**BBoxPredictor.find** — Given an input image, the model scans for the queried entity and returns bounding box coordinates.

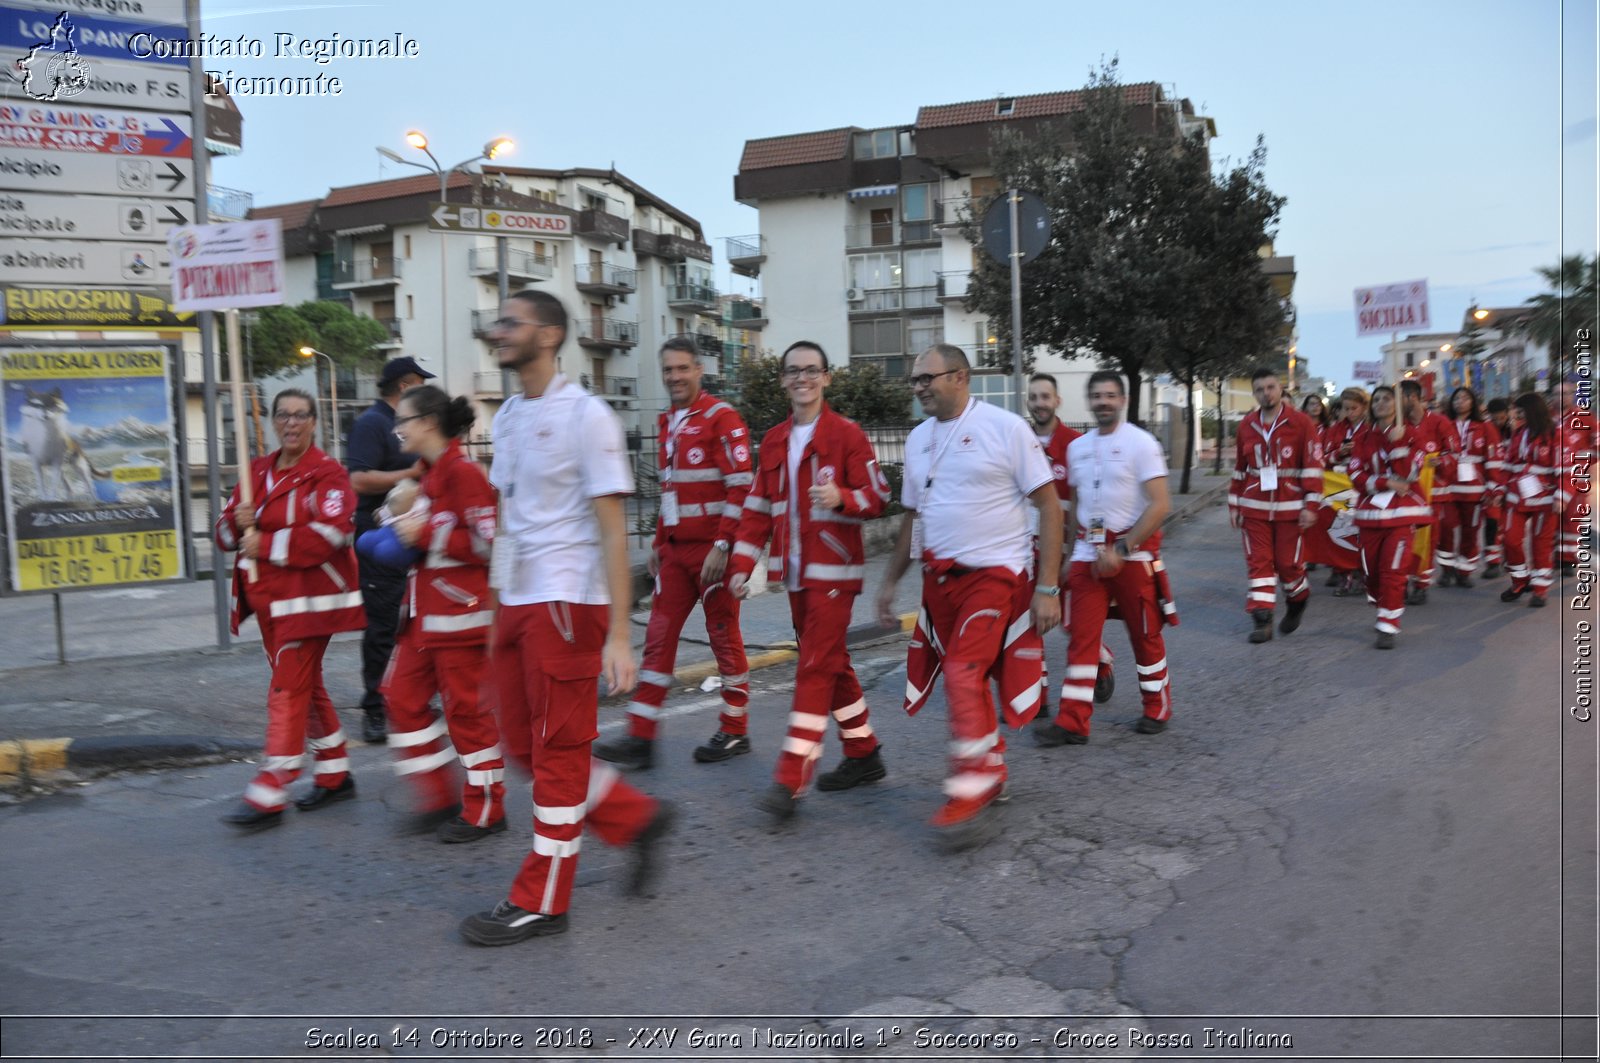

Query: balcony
[726,234,766,277]
[574,261,638,295]
[937,195,973,230]
[956,342,1008,370]
[333,256,402,289]
[474,369,510,396]
[471,308,500,337]
[845,221,900,250]
[577,316,639,350]
[902,204,944,244]
[586,375,638,399]
[373,317,402,347]
[937,270,972,305]
[670,332,723,357]
[575,208,630,243]
[726,298,766,330]
[468,245,554,282]
[667,283,719,311]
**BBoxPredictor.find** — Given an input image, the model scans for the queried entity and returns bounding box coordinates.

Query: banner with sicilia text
[1,345,186,594]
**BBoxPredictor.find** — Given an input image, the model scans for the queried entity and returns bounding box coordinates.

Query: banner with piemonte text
[0,344,186,593]
[168,217,285,311]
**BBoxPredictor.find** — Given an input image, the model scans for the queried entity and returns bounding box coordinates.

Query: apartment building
[730,84,1219,422]
[248,165,733,441]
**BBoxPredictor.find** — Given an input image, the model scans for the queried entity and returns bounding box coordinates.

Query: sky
[201,0,1598,389]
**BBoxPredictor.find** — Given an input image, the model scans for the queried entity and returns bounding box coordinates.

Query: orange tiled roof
[321,171,474,208]
[739,128,855,171]
[246,198,318,230]
[917,83,1160,129]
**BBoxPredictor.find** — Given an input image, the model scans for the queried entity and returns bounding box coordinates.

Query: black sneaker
[1483,563,1502,578]
[293,775,355,811]
[593,735,653,771]
[692,730,751,763]
[1563,563,1576,577]
[625,800,677,896]
[221,803,282,832]
[1529,594,1548,608]
[1134,716,1167,735]
[1034,722,1089,747]
[1279,597,1308,635]
[755,783,798,821]
[1500,584,1527,603]
[1456,573,1474,589]
[399,803,461,835]
[437,816,508,844]
[1375,631,1396,650]
[1406,585,1428,606]
[816,747,887,791]
[1248,609,1274,643]
[1093,664,1115,704]
[1324,570,1342,587]
[459,901,568,946]
[361,712,387,745]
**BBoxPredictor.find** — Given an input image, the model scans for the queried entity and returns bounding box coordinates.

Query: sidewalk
[0,467,1230,783]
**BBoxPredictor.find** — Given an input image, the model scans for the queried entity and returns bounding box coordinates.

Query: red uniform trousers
[1240,518,1308,613]
[1055,560,1172,736]
[628,540,750,740]
[1504,509,1556,597]
[382,637,505,827]
[1436,499,1484,575]
[1359,525,1415,633]
[774,588,878,794]
[919,568,1022,807]
[1408,505,1442,588]
[492,602,657,917]
[243,604,349,813]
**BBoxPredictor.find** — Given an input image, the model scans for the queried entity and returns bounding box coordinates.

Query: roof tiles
[739,127,854,171]
[917,83,1159,129]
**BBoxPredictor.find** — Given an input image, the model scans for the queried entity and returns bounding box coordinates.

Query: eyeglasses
[272,411,314,424]
[493,317,540,330]
[393,413,426,426]
[909,369,961,389]
[780,365,826,380]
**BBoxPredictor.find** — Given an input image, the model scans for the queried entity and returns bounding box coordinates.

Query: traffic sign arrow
[148,119,190,156]
[432,205,457,227]
[159,162,185,192]
[162,205,188,226]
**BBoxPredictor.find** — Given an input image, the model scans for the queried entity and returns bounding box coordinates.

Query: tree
[226,300,391,378]
[735,357,916,436]
[1515,253,1598,381]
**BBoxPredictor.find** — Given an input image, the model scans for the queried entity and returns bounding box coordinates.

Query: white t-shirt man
[1065,421,1167,563]
[489,375,634,605]
[902,398,1053,573]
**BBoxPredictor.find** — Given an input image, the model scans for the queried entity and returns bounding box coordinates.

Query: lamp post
[298,346,339,462]
[375,133,514,366]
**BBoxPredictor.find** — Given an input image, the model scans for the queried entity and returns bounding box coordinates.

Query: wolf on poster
[0,345,186,593]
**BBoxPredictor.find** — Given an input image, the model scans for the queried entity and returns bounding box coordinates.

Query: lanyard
[1255,408,1283,469]
[923,398,975,491]
[662,407,691,483]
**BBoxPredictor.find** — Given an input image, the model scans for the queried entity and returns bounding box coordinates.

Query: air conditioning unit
[604,295,616,308]
[845,287,863,303]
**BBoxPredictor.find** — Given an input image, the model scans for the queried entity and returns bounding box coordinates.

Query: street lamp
[376,133,516,360]
[298,346,340,462]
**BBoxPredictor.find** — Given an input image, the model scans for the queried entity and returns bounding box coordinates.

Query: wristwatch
[1035,584,1060,596]
[1113,540,1133,558]
[713,539,731,553]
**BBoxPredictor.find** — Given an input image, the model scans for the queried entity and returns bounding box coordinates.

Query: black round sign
[981,190,1051,266]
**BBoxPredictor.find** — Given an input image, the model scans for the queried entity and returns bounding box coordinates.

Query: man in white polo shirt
[458,290,673,947]
[875,344,1062,850]
[1035,370,1174,746]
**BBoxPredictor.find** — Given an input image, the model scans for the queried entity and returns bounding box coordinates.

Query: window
[1405,352,1415,368]
[852,129,900,160]
[902,184,932,223]
[907,317,942,354]
[850,319,902,357]
[403,234,411,258]
[406,294,413,319]
[970,372,1016,410]
[848,253,900,292]
[996,98,1015,116]
[903,250,938,307]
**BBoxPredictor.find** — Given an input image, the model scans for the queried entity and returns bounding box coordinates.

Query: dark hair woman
[216,388,365,830]
[1435,388,1495,587]
[1300,393,1332,430]
[361,384,506,840]
[1496,392,1559,607]
[1347,386,1430,649]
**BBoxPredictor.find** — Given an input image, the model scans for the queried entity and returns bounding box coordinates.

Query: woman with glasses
[362,384,506,842]
[1347,386,1430,649]
[215,389,365,831]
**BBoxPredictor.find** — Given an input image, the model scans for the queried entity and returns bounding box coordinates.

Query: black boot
[1279,597,1308,635]
[1248,609,1273,644]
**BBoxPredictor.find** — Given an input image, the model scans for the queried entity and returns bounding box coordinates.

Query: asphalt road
[1,502,1594,1062]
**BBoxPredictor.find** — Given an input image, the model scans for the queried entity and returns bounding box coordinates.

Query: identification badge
[1087,517,1107,545]
[660,490,680,526]
[1459,462,1479,482]
[1259,465,1279,491]
[1517,474,1543,499]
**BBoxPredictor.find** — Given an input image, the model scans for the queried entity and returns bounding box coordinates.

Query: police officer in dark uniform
[347,356,434,743]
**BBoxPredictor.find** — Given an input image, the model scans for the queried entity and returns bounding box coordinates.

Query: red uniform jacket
[1322,419,1367,474]
[1348,425,1431,529]
[216,447,364,638]
[1035,421,1080,591]
[1406,410,1459,503]
[1435,418,1497,502]
[399,440,496,647]
[652,391,754,548]
[730,404,890,593]
[1228,406,1323,522]
[1501,428,1563,513]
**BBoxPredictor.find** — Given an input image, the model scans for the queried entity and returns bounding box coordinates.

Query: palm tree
[1517,254,1598,380]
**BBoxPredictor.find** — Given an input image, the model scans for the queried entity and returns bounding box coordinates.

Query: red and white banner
[167,219,285,312]
[1353,279,1430,337]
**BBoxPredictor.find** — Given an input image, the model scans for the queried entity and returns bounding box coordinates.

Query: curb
[0,735,257,786]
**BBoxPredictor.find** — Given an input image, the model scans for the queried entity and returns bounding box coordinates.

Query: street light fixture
[377,133,516,362]
[298,346,340,462]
